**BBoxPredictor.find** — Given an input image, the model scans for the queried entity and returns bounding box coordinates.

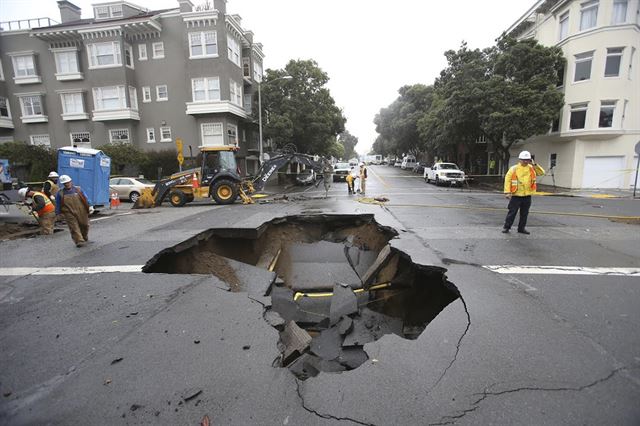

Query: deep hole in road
[144,214,460,380]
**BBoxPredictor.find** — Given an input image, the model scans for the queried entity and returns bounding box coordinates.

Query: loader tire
[211,179,238,205]
[169,190,187,207]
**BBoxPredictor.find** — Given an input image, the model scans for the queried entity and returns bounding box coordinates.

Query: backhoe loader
[134,145,328,208]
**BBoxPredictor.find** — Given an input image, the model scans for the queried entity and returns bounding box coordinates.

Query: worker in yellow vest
[502,151,545,235]
[42,171,59,203]
[18,187,56,235]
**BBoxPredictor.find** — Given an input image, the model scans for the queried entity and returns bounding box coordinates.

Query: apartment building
[0,0,265,174]
[506,0,639,189]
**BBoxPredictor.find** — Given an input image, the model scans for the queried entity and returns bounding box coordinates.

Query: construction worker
[42,171,59,202]
[55,175,90,247]
[359,162,368,194]
[321,158,333,198]
[346,166,356,195]
[502,151,545,235]
[18,187,56,235]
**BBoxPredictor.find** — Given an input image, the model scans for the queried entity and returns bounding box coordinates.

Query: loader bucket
[132,188,156,209]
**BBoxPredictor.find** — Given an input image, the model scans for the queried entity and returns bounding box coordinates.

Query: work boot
[501,228,510,233]
[517,229,530,235]
[76,241,86,247]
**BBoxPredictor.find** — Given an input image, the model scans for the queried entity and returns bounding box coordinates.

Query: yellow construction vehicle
[134,145,327,208]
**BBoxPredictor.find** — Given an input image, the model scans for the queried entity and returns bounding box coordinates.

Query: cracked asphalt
[1,166,639,425]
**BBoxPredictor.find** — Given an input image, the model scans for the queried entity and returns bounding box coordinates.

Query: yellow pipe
[293,282,392,301]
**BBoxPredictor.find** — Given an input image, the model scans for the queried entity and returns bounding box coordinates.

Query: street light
[258,75,292,164]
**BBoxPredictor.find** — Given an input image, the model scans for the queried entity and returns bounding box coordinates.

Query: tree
[262,60,346,155]
[0,141,56,182]
[100,143,146,175]
[337,130,358,159]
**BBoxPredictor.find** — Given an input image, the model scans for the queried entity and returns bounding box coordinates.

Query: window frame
[142,86,151,103]
[70,132,91,145]
[191,77,220,102]
[189,31,218,59]
[19,95,44,117]
[146,127,156,143]
[87,41,122,69]
[60,92,85,115]
[152,42,165,59]
[92,85,127,111]
[579,0,598,31]
[573,51,593,82]
[227,123,238,145]
[138,44,148,61]
[53,48,80,76]
[569,102,588,130]
[201,122,224,146]
[124,43,134,69]
[227,34,240,67]
[29,134,51,146]
[598,100,616,128]
[160,126,172,142]
[156,85,168,102]
[612,0,628,24]
[128,86,138,110]
[12,54,37,77]
[109,128,131,144]
[558,12,569,41]
[0,58,4,81]
[229,79,243,106]
[604,47,624,78]
[0,96,12,119]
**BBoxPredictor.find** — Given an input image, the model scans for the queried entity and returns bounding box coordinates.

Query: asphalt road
[1,166,639,425]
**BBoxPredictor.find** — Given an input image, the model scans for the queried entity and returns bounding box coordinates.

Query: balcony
[185,100,248,119]
[92,108,140,121]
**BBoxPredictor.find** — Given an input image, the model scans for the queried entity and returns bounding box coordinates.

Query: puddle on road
[144,214,460,380]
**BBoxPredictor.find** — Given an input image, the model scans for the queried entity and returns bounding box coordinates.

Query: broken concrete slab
[362,244,394,288]
[337,346,369,369]
[310,327,342,361]
[344,246,379,278]
[337,317,354,335]
[329,283,358,325]
[264,310,285,329]
[287,353,321,380]
[343,308,404,347]
[280,321,312,365]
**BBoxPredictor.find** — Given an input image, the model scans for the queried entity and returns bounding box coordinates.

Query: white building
[506,0,639,189]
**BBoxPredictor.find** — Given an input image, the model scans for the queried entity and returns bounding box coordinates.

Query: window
[189,31,217,58]
[30,135,50,146]
[243,57,250,77]
[87,42,122,68]
[19,95,43,117]
[253,60,263,82]
[142,86,151,102]
[95,6,109,18]
[579,0,598,31]
[0,97,10,118]
[128,87,138,110]
[605,47,623,77]
[559,12,569,40]
[569,103,588,129]
[160,126,172,142]
[92,86,126,110]
[0,59,4,80]
[229,80,242,106]
[146,128,156,143]
[612,0,627,24]
[53,50,79,75]
[124,44,134,68]
[192,77,220,101]
[550,153,557,169]
[227,35,240,66]
[556,63,565,87]
[201,122,223,146]
[574,52,593,81]
[156,85,168,101]
[227,123,238,145]
[152,42,164,59]
[12,54,36,77]
[110,4,122,17]
[138,44,148,60]
[109,129,130,143]
[94,4,122,19]
[60,92,84,114]
[598,101,616,128]
[243,94,252,114]
[71,132,91,145]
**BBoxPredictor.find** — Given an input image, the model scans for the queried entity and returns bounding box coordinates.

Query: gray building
[0,0,265,174]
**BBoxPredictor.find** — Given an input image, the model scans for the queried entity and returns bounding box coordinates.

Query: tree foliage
[337,130,358,160]
[0,141,56,182]
[262,59,346,155]
[376,37,565,166]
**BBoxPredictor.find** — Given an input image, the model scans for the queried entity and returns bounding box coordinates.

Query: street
[1,165,639,425]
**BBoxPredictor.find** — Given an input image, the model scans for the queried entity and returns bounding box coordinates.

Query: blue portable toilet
[57,146,111,209]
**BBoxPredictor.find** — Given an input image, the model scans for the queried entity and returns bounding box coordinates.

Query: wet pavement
[1,167,639,425]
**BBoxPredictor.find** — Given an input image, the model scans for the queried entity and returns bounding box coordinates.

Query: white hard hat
[518,151,532,160]
[59,174,72,184]
[18,187,29,199]
[359,162,365,166]
[48,171,59,178]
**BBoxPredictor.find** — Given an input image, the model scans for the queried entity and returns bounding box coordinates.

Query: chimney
[57,1,81,23]
[178,0,193,13]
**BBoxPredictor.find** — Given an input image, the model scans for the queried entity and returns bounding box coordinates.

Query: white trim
[146,127,156,143]
[22,116,48,123]
[55,72,83,81]
[156,84,168,102]
[484,265,640,277]
[92,109,140,121]
[160,126,172,142]
[188,30,218,59]
[13,75,42,85]
[29,134,51,146]
[86,41,122,69]
[108,128,131,143]
[62,112,89,121]
[0,58,4,81]
[142,86,151,103]
[186,100,248,118]
[152,42,164,59]
[138,43,148,61]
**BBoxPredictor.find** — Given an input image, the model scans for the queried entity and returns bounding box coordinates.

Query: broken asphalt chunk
[329,283,358,325]
[264,310,285,328]
[362,244,394,288]
[280,321,312,365]
[310,327,343,360]
[337,316,354,335]
[337,347,369,369]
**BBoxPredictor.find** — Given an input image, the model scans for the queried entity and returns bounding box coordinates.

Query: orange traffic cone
[110,191,120,209]
[192,172,199,189]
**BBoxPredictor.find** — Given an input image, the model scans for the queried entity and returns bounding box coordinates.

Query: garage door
[582,156,625,189]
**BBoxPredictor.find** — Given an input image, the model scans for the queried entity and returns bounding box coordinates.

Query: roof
[58,146,105,156]
[32,8,175,31]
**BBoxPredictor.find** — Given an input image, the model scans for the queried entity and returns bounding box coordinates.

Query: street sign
[176,138,184,169]
[177,152,184,165]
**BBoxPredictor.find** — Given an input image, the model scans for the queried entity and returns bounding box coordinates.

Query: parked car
[295,169,317,185]
[109,177,155,202]
[413,163,426,174]
[401,156,417,170]
[424,163,466,186]
[394,159,403,167]
[333,162,351,182]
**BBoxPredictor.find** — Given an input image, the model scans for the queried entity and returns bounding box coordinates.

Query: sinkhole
[143,214,460,380]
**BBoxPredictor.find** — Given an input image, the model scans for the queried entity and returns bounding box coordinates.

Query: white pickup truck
[424,162,466,186]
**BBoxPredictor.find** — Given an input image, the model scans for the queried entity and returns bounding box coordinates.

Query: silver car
[109,177,155,202]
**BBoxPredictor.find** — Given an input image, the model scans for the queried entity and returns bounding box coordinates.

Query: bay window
[604,47,623,77]
[227,35,240,66]
[569,103,588,129]
[189,31,218,58]
[93,86,126,110]
[574,52,593,82]
[579,0,598,31]
[612,0,627,24]
[229,80,242,106]
[87,41,122,68]
[53,49,81,79]
[598,101,616,128]
[192,77,220,101]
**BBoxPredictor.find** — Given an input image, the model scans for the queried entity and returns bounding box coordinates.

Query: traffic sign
[175,138,183,152]
[177,152,184,165]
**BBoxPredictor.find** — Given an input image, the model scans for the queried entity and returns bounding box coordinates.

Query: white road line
[90,212,136,222]
[0,265,144,276]
[484,265,640,277]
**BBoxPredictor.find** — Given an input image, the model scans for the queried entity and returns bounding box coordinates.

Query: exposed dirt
[0,222,40,241]
[609,217,640,225]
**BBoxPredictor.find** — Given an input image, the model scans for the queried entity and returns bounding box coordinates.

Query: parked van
[401,156,417,170]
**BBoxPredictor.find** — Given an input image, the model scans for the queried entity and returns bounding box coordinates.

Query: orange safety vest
[32,191,55,216]
[510,165,537,193]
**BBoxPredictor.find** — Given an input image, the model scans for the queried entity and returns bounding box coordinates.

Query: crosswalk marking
[0,265,144,276]
[484,265,640,276]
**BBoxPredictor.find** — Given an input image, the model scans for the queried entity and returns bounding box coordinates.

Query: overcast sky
[1,0,534,154]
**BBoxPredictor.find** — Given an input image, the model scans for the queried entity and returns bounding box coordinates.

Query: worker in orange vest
[18,187,56,235]
[502,151,545,235]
